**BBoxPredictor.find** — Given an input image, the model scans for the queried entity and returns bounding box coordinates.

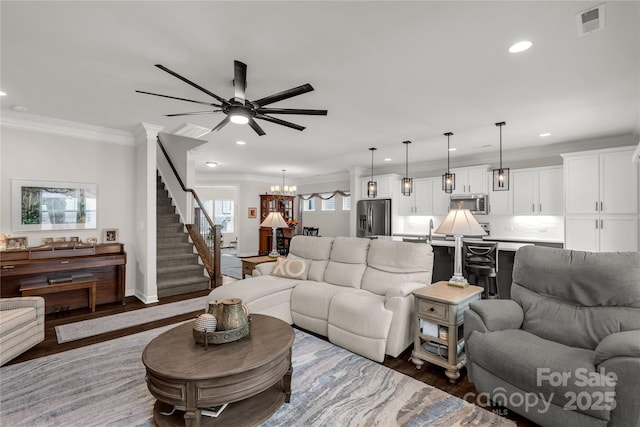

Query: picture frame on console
[5,236,28,250]
[104,228,119,243]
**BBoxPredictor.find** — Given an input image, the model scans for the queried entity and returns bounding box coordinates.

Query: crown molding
[0,110,135,145]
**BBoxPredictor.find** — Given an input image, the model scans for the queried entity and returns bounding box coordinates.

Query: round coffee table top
[142,314,294,381]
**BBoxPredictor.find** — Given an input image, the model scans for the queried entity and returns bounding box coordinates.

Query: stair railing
[156,137,222,288]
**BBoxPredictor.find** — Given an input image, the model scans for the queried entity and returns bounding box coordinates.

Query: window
[303,197,316,211]
[342,195,351,211]
[321,194,335,211]
[214,200,234,233]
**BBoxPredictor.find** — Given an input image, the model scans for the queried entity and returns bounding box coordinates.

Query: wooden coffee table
[142,314,295,427]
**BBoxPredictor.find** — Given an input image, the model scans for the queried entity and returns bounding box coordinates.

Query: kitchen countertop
[384,235,531,252]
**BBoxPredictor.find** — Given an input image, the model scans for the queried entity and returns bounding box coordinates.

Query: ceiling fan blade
[135,90,222,107]
[212,116,231,132]
[165,111,221,117]
[256,107,327,116]
[233,60,247,103]
[256,114,306,131]
[155,64,230,106]
[247,117,266,136]
[253,84,314,107]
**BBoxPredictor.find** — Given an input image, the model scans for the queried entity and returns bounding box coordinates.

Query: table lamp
[434,203,487,287]
[260,212,289,257]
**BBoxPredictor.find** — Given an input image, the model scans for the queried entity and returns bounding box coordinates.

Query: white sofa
[207,236,434,362]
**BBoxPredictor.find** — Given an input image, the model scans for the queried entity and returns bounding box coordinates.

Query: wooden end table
[240,256,278,278]
[142,314,294,427]
[411,281,483,383]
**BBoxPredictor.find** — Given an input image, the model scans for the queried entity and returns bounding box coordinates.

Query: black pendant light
[401,141,413,196]
[492,121,509,191]
[442,132,455,194]
[367,147,378,198]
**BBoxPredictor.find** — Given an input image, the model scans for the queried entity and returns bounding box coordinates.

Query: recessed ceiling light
[539,133,551,137]
[206,162,218,168]
[12,105,27,112]
[448,148,457,152]
[482,144,492,148]
[384,158,392,162]
[509,41,532,53]
[236,140,246,145]
[0,91,6,96]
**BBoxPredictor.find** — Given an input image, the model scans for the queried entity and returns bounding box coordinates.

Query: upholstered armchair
[464,246,640,427]
[0,297,45,365]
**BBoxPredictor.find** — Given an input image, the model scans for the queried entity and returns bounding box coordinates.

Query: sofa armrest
[385,282,427,300]
[466,299,524,332]
[0,297,45,312]
[253,262,276,276]
[594,330,640,365]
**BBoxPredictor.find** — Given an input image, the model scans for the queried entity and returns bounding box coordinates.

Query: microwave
[449,194,489,215]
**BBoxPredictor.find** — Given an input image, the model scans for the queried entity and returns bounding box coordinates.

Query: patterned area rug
[1,325,515,426]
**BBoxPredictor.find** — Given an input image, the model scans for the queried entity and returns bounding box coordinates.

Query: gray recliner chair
[464,245,640,427]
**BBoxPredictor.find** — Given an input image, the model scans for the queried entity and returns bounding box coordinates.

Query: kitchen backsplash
[396,214,564,242]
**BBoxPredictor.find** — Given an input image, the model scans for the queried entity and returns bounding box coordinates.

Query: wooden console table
[1,243,126,314]
[240,256,278,278]
[20,276,97,313]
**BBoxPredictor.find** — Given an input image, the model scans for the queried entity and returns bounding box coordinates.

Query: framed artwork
[70,236,80,243]
[6,236,28,250]
[86,237,98,245]
[11,179,97,231]
[103,228,119,243]
[248,207,257,219]
[42,237,54,245]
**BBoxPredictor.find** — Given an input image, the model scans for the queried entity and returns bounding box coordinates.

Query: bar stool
[463,241,499,299]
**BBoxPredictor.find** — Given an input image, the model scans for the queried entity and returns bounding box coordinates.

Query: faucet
[428,218,434,243]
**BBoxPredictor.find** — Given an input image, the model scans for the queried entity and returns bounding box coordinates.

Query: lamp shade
[260,212,289,229]
[435,208,487,237]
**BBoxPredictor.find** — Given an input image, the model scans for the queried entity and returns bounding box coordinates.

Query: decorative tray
[193,319,251,345]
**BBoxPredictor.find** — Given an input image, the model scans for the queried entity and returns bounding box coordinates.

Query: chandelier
[271,169,296,196]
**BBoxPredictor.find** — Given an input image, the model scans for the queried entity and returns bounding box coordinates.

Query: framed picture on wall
[248,207,257,219]
[11,179,97,231]
[103,228,119,243]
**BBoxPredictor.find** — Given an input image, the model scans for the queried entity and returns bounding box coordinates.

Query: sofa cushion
[287,236,334,282]
[271,257,310,280]
[0,307,36,337]
[468,328,615,421]
[362,239,433,296]
[323,237,370,288]
[291,281,357,336]
[512,246,640,350]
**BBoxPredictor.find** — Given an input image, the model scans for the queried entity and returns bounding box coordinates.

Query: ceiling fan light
[230,113,249,125]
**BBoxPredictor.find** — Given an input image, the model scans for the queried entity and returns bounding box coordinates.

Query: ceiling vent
[577,4,605,36]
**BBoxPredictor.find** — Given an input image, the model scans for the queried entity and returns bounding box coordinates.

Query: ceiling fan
[136,60,327,136]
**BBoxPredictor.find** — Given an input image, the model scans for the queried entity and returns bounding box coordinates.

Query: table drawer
[417,299,448,321]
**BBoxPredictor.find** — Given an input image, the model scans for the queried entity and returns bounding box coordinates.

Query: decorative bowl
[193,316,251,345]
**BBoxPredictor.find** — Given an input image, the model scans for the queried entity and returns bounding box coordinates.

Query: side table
[240,256,278,278]
[411,281,483,383]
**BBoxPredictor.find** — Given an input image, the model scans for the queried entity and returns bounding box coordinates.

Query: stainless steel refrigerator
[356,199,392,238]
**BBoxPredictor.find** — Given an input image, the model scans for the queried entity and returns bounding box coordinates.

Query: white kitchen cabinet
[487,171,512,215]
[563,148,638,215]
[512,167,563,215]
[398,178,432,215]
[431,177,451,215]
[451,166,489,195]
[565,215,638,252]
[360,174,398,200]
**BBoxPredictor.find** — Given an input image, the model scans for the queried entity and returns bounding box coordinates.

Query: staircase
[156,174,210,298]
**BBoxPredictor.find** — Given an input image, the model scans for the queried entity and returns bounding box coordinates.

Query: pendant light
[492,121,509,191]
[401,141,413,196]
[442,132,455,194]
[367,147,378,198]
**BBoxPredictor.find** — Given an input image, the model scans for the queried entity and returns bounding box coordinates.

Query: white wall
[297,179,350,237]
[0,126,138,296]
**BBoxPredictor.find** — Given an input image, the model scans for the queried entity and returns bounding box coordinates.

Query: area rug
[220,252,242,279]
[1,325,515,427]
[54,296,209,343]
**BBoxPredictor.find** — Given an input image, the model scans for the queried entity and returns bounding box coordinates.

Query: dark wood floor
[8,287,537,426]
